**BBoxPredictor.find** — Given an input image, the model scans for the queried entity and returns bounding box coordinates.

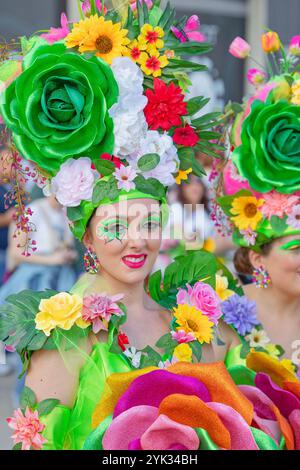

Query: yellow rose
[291,80,300,105]
[173,343,193,362]
[215,274,234,301]
[35,293,89,336]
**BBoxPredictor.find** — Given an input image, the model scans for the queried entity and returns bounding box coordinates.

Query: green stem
[77,0,84,19]
[90,0,96,15]
[249,55,267,72]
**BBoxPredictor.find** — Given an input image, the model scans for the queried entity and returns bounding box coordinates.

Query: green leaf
[240,342,251,359]
[270,215,288,235]
[26,332,47,351]
[92,180,108,205]
[94,159,115,176]
[137,153,160,172]
[166,59,207,73]
[142,0,150,23]
[37,399,60,416]
[67,206,83,222]
[158,1,171,28]
[173,41,212,56]
[12,443,22,451]
[198,131,220,141]
[106,178,119,201]
[141,345,162,365]
[192,112,221,128]
[192,159,206,177]
[136,0,144,28]
[20,386,37,409]
[109,334,124,355]
[275,344,285,358]
[190,341,203,362]
[155,333,176,350]
[134,175,166,199]
[186,97,210,116]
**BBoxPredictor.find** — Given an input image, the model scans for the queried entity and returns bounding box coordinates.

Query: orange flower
[261,31,280,53]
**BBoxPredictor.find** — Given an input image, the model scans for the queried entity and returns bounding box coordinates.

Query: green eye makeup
[279,240,300,251]
[97,218,128,242]
[140,215,161,231]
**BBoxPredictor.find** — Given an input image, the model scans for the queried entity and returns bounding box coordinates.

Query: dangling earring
[84,248,100,274]
[252,265,271,289]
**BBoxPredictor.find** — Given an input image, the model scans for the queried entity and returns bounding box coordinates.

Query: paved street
[0,355,19,450]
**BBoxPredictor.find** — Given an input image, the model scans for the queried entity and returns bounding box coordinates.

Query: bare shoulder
[217,318,241,349]
[25,337,94,408]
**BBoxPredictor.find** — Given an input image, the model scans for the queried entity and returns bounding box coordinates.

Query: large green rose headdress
[0,0,221,249]
[211,31,300,251]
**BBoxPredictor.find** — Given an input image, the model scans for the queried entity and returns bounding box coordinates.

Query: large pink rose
[177,281,222,324]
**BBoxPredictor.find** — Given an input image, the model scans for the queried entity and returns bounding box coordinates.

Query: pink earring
[84,248,100,274]
[252,266,271,289]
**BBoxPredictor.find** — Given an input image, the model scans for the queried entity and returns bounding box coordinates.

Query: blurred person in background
[0,195,77,303]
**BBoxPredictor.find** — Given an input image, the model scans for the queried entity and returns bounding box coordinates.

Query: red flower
[92,154,123,171]
[173,124,199,147]
[144,79,188,131]
[118,331,129,352]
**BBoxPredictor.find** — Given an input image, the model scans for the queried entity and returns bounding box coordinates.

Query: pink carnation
[171,330,195,343]
[82,293,124,334]
[261,191,299,220]
[6,407,47,451]
[176,282,222,324]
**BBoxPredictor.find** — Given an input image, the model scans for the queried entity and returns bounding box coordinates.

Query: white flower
[123,347,142,368]
[111,57,144,96]
[113,112,148,156]
[127,131,180,186]
[158,357,179,369]
[245,328,270,348]
[51,157,97,207]
[114,165,137,192]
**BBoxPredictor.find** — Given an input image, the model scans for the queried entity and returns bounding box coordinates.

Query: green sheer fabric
[40,311,132,450]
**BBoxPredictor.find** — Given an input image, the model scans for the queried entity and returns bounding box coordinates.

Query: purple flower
[41,13,69,44]
[222,294,259,336]
[51,157,97,207]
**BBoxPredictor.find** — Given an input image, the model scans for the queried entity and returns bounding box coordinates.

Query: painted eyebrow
[101,211,161,223]
[279,240,300,250]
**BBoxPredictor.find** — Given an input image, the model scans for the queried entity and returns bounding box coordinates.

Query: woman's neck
[90,270,147,315]
[246,283,300,319]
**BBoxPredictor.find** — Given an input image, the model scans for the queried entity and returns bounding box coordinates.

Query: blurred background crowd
[0,0,300,449]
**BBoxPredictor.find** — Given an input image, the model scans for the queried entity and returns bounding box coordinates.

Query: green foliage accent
[37,399,60,417]
[186,96,210,116]
[0,290,56,355]
[240,341,251,359]
[93,159,115,176]
[134,175,166,199]
[140,346,162,367]
[20,386,37,409]
[178,147,206,177]
[92,178,119,205]
[137,153,160,172]
[166,59,207,73]
[12,443,22,451]
[190,341,203,362]
[155,333,177,356]
[192,112,221,128]
[173,41,212,56]
[109,334,124,355]
[270,215,288,235]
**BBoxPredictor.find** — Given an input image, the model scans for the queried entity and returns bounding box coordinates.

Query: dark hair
[177,176,209,212]
[233,243,273,275]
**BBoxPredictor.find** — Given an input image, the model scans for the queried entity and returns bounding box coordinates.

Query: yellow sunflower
[230,196,264,231]
[65,15,130,64]
[173,304,214,344]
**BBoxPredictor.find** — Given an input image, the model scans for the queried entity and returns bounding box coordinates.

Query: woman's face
[181,176,205,205]
[252,234,300,297]
[85,198,162,285]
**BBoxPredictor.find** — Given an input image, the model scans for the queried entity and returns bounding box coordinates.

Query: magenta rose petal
[289,409,300,450]
[113,370,211,418]
[103,405,158,450]
[239,385,276,420]
[128,439,142,450]
[255,373,300,418]
[208,402,259,450]
[141,414,199,450]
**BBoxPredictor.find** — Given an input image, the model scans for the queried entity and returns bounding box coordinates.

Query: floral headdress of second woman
[0,0,220,250]
[210,31,300,252]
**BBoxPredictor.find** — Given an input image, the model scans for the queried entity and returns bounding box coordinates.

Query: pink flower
[82,293,124,334]
[229,37,251,59]
[171,330,196,343]
[289,36,300,56]
[247,68,267,87]
[261,191,299,220]
[82,0,107,15]
[240,229,257,247]
[130,0,153,12]
[171,15,206,43]
[41,13,69,44]
[287,205,300,229]
[114,165,137,192]
[176,282,222,324]
[51,157,97,207]
[6,407,47,451]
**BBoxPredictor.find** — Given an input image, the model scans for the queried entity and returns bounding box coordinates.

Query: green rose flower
[0,39,119,175]
[232,99,300,194]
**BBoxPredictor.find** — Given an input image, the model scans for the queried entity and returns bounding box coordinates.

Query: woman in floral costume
[212,32,300,377]
[1,2,299,451]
